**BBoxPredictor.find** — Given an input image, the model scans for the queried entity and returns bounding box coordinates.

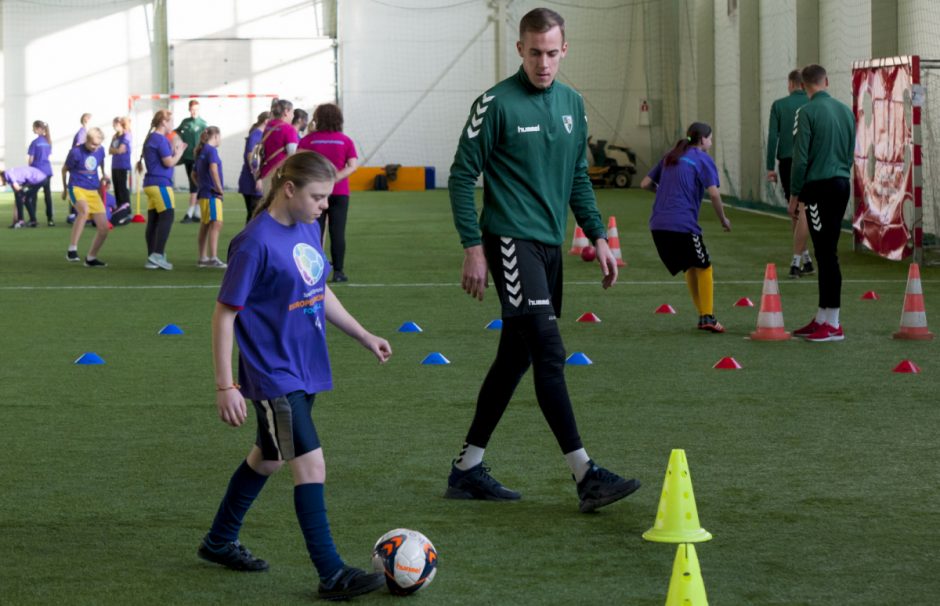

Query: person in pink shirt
[259,99,298,192]
[298,103,359,283]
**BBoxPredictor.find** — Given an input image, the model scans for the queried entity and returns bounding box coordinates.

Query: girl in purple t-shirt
[109,116,133,211]
[201,151,391,600]
[27,120,54,225]
[641,122,731,333]
[237,112,269,222]
[299,103,359,283]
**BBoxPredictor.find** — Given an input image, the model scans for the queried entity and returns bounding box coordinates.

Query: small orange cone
[734,297,755,307]
[713,356,742,370]
[750,263,790,341]
[606,216,626,267]
[655,304,677,314]
[568,226,589,255]
[893,264,934,340]
[576,312,602,323]
[861,290,879,300]
[893,360,921,373]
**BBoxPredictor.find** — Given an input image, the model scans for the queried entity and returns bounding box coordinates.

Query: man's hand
[461,245,488,301]
[787,195,801,220]
[767,170,777,183]
[594,238,619,289]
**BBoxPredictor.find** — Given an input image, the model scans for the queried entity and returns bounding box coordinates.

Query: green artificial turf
[1,189,937,605]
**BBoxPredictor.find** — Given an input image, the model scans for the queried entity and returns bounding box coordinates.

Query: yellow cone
[665,544,709,605]
[643,449,712,543]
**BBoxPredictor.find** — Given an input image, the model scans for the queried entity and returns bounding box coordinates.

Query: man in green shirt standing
[175,99,207,223]
[767,69,813,279]
[444,7,640,513]
[788,64,856,342]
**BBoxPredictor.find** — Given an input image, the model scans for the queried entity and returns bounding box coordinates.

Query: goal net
[851,56,939,264]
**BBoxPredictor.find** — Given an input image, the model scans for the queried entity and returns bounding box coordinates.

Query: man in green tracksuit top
[445,7,640,513]
[767,69,813,279]
[175,99,208,223]
[788,64,856,342]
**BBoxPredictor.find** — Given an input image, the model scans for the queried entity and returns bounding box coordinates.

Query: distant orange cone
[750,263,790,341]
[734,297,755,307]
[577,312,602,323]
[893,263,934,340]
[861,290,879,300]
[607,216,626,267]
[568,226,589,255]
[655,304,677,314]
[713,356,742,370]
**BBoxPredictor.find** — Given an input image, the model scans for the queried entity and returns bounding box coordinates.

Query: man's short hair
[519,7,565,41]
[788,69,802,85]
[188,99,200,109]
[801,64,827,86]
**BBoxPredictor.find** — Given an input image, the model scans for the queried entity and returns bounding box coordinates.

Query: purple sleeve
[158,136,172,159]
[96,148,106,169]
[647,159,663,185]
[701,154,720,189]
[218,245,261,310]
[64,148,79,171]
[28,139,37,156]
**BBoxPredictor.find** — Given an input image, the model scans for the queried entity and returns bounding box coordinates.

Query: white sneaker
[144,260,158,269]
[209,257,228,268]
[148,252,174,270]
[197,257,212,268]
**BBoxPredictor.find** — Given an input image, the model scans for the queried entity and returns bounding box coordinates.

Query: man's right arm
[766,101,780,174]
[448,93,498,249]
[790,107,810,199]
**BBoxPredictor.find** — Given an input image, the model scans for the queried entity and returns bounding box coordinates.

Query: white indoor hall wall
[1,0,156,184]
[339,1,643,187]
[760,0,798,208]
[713,1,742,199]
[819,0,871,105]
[165,0,335,191]
[339,0,494,187]
[898,0,940,58]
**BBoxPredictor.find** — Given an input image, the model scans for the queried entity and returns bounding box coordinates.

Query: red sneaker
[793,319,821,337]
[804,323,845,342]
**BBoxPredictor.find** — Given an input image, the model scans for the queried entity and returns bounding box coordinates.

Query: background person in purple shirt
[237,111,269,222]
[27,120,54,225]
[109,117,133,214]
[201,151,391,601]
[72,113,91,148]
[62,127,110,266]
[193,126,226,267]
[137,109,187,270]
[1,165,48,228]
[641,122,731,333]
[298,103,359,283]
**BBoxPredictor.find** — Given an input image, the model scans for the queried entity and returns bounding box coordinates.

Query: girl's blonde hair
[252,151,336,219]
[136,110,173,173]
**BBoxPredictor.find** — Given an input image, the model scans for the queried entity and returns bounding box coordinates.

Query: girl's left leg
[87,211,110,260]
[209,221,223,261]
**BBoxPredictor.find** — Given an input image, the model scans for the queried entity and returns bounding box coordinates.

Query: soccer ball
[371,528,438,595]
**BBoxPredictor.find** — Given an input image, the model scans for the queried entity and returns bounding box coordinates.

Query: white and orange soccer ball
[371,528,438,596]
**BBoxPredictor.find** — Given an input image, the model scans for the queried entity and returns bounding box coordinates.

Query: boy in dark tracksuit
[767,69,813,278]
[788,64,856,342]
[445,7,639,513]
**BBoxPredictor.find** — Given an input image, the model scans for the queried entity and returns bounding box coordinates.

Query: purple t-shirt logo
[293,243,325,286]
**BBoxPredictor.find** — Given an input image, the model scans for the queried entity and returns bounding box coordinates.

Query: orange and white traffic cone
[568,226,589,255]
[893,263,934,340]
[607,216,626,267]
[750,263,790,341]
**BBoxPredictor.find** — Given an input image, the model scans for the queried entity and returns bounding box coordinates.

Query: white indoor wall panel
[2,0,155,180]
[714,1,742,198]
[819,0,871,105]
[760,0,798,207]
[167,0,329,40]
[898,0,940,58]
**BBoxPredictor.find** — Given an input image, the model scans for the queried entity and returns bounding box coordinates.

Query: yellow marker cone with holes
[665,544,709,605]
[643,449,712,543]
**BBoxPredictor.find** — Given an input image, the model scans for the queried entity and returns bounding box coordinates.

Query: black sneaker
[788,264,801,279]
[332,271,349,283]
[48,220,56,227]
[801,260,815,275]
[84,257,107,268]
[444,461,521,501]
[318,565,384,601]
[576,460,641,513]
[197,538,269,572]
[180,215,193,224]
[699,315,725,333]
[27,221,38,228]
[66,250,80,262]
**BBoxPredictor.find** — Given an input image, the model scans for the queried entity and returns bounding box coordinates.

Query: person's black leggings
[112,169,130,206]
[146,209,175,256]
[243,194,261,224]
[316,195,349,272]
[801,177,850,308]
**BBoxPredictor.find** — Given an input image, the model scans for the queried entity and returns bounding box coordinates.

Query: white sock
[815,308,827,324]
[791,254,801,267]
[186,205,196,218]
[828,308,840,328]
[565,448,592,483]
[68,245,77,252]
[86,255,96,261]
[454,443,484,471]
[802,250,812,263]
